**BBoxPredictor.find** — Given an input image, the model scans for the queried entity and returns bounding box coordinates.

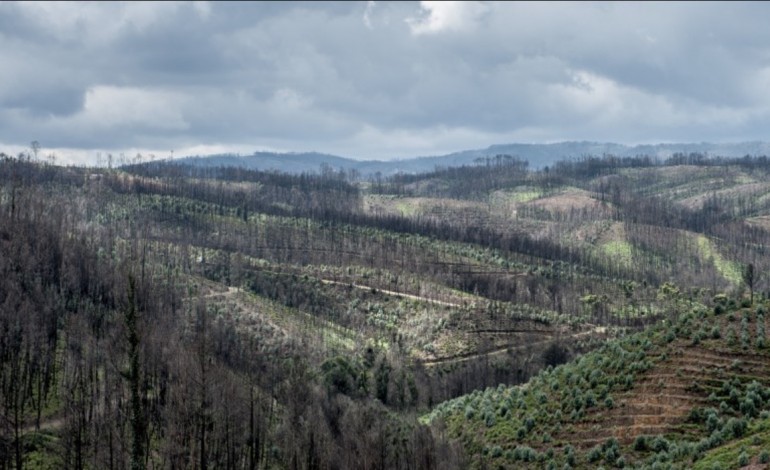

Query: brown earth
[555,314,770,450]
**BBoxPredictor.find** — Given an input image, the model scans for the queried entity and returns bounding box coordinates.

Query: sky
[3,1,770,165]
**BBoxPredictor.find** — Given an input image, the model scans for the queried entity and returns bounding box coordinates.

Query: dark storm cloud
[1,1,770,164]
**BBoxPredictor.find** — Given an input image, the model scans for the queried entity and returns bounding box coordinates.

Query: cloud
[3,1,770,164]
[406,1,490,35]
[192,1,212,20]
[4,2,186,45]
[77,86,188,130]
[363,1,375,29]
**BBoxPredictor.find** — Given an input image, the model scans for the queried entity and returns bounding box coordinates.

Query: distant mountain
[408,141,770,171]
[171,141,770,176]
[173,151,355,175]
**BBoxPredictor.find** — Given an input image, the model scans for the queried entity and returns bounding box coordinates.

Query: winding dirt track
[320,279,610,367]
[320,279,463,308]
[421,326,606,367]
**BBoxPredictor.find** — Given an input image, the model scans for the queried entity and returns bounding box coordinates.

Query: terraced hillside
[426,297,770,469]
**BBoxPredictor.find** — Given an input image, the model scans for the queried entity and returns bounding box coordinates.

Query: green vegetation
[696,235,743,286]
[601,240,634,268]
[426,296,770,469]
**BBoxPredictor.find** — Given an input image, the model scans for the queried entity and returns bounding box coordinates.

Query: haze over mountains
[174,141,770,176]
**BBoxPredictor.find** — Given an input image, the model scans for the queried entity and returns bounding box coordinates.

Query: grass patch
[694,418,770,469]
[496,189,542,204]
[601,240,634,267]
[395,199,420,216]
[696,235,742,286]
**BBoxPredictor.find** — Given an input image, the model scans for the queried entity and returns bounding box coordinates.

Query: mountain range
[171,141,770,176]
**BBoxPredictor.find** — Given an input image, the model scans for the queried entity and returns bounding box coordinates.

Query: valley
[2,152,770,468]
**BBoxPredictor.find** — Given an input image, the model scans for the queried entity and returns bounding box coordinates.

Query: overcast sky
[3,1,770,165]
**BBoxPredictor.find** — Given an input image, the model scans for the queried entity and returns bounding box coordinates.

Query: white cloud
[406,1,489,35]
[76,86,189,130]
[363,1,375,29]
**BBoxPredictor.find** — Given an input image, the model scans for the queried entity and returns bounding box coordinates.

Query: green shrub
[692,333,701,345]
[603,438,620,464]
[633,435,649,451]
[706,410,720,432]
[719,400,730,413]
[519,446,536,462]
[651,435,670,452]
[585,392,596,408]
[759,449,770,463]
[665,330,676,342]
[525,416,536,431]
[624,374,634,389]
[740,397,757,417]
[724,417,747,438]
[604,446,619,465]
[587,446,602,463]
[565,445,576,466]
[726,327,737,345]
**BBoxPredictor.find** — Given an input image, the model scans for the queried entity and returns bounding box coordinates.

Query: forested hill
[168,141,770,176]
[3,151,770,468]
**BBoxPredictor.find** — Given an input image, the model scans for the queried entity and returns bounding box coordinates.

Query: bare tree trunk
[126,274,145,470]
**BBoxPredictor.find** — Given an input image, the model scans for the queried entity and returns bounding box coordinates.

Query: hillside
[425,297,770,469]
[2,152,770,468]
